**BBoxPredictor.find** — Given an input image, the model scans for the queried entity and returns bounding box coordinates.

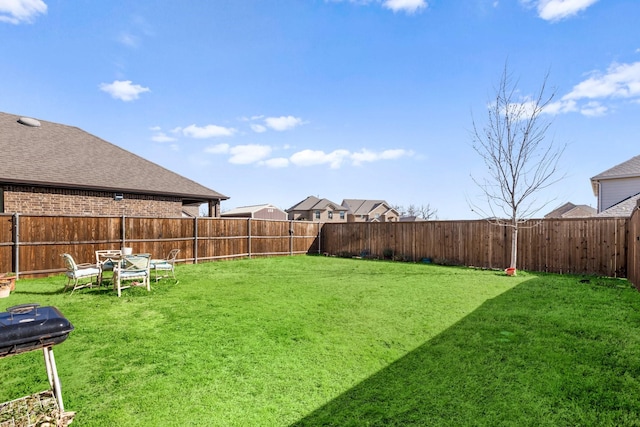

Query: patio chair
[62,253,101,294]
[150,249,180,283]
[113,253,151,297]
[95,249,121,285]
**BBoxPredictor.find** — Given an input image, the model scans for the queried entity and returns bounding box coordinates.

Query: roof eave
[0,178,229,201]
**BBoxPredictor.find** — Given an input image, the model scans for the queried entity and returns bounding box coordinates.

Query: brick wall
[3,185,184,217]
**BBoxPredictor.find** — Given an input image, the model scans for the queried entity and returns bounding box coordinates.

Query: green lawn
[1,256,639,426]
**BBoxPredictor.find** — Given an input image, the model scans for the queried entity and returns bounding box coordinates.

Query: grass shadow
[292,275,640,426]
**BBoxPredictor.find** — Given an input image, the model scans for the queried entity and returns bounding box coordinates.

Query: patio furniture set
[62,249,180,296]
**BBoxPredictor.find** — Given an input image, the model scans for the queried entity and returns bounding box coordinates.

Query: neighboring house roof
[590,154,640,196]
[221,204,286,217]
[544,202,596,218]
[0,112,228,204]
[286,196,347,212]
[341,199,395,215]
[597,193,640,217]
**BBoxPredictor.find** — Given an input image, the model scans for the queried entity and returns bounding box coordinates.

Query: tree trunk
[510,220,518,269]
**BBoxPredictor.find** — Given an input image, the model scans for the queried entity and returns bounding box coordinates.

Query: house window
[328,211,333,219]
[340,211,345,220]
[315,210,321,219]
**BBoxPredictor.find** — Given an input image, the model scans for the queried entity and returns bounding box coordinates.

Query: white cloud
[351,148,413,165]
[265,116,304,131]
[263,157,290,168]
[290,149,351,169]
[204,141,413,169]
[118,32,140,48]
[329,0,427,14]
[204,143,230,154]
[151,132,177,143]
[563,62,640,101]
[251,123,267,133]
[554,61,640,116]
[0,0,46,24]
[543,99,577,115]
[350,149,379,165]
[182,124,236,138]
[521,0,598,22]
[99,80,150,101]
[580,101,608,117]
[228,144,272,164]
[382,0,427,14]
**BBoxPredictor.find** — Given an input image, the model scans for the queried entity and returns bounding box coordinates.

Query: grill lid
[0,304,74,357]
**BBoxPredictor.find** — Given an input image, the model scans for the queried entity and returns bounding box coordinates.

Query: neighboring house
[544,202,596,219]
[0,112,228,217]
[221,204,288,221]
[341,199,400,222]
[590,154,640,217]
[286,196,348,222]
[597,194,640,218]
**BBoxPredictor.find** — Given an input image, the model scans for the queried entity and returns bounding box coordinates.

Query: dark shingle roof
[0,112,227,202]
[591,155,640,180]
[597,193,640,217]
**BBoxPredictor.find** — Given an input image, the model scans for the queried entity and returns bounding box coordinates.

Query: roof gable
[0,112,227,201]
[287,196,347,212]
[545,202,596,218]
[591,155,640,181]
[342,199,395,215]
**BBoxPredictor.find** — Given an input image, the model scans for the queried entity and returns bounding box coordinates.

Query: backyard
[1,256,639,426]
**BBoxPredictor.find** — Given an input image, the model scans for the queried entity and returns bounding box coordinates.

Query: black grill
[0,303,75,421]
[0,304,74,358]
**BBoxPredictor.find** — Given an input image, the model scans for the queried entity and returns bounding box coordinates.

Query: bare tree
[394,204,438,220]
[470,65,565,270]
[416,204,438,220]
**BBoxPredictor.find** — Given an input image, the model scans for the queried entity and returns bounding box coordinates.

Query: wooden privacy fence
[0,214,321,278]
[320,217,629,278]
[627,208,640,288]
[1,213,639,285]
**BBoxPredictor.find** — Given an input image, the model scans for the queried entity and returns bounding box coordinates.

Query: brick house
[286,196,348,222]
[0,112,228,217]
[341,199,399,222]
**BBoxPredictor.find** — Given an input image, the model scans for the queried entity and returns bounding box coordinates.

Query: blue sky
[1,0,639,219]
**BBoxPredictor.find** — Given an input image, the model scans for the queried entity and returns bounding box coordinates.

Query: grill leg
[43,346,65,413]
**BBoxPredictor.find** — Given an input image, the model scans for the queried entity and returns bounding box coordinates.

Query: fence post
[318,222,322,254]
[248,218,252,259]
[121,214,126,249]
[12,213,19,278]
[194,216,198,264]
[289,220,294,256]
